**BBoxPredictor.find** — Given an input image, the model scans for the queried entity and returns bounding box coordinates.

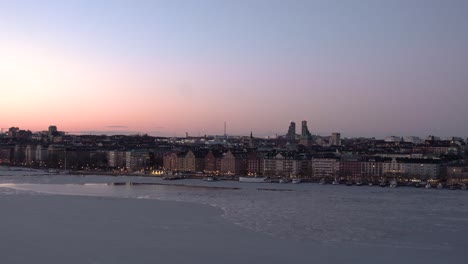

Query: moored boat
[292,178,301,184]
[319,178,326,185]
[163,175,184,180]
[461,183,467,190]
[239,176,268,183]
[279,178,290,183]
[379,179,387,187]
[389,180,397,188]
[203,176,217,182]
[425,183,432,189]
[437,183,444,189]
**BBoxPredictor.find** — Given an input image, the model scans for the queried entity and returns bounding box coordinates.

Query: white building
[311,158,339,179]
[107,150,126,168]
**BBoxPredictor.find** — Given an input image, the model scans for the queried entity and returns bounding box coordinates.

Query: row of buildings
[1,124,467,182]
[0,142,454,181]
[159,149,446,180]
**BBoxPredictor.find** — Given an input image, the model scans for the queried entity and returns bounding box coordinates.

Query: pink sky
[1,1,468,138]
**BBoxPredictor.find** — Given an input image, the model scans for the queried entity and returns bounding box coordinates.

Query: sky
[1,0,467,138]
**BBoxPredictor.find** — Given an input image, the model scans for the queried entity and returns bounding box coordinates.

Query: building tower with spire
[299,120,313,147]
[286,122,296,141]
[248,132,255,148]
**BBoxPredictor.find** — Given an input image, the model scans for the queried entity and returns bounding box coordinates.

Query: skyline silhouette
[1,0,468,138]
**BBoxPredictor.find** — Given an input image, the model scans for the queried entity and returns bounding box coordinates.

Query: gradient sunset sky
[1,0,467,138]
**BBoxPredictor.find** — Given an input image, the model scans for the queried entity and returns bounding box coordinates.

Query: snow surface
[1,167,468,263]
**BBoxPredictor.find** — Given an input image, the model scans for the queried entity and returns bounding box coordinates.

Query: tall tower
[301,121,311,138]
[286,122,296,140]
[248,131,255,148]
[299,120,312,147]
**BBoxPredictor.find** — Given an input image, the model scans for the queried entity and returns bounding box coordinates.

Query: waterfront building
[339,158,361,180]
[447,166,468,184]
[35,145,48,163]
[247,151,264,176]
[311,157,339,179]
[204,150,223,173]
[184,149,208,172]
[292,153,311,177]
[47,145,65,167]
[13,144,26,164]
[361,158,385,179]
[401,159,441,180]
[263,151,295,177]
[25,145,37,164]
[0,146,12,163]
[107,150,126,168]
[125,150,150,172]
[382,158,404,175]
[176,151,188,171]
[163,152,180,171]
[220,150,248,175]
[363,157,441,180]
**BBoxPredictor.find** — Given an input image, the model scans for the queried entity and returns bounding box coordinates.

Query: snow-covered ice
[1,167,467,263]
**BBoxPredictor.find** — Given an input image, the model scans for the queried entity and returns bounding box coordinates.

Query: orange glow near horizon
[1,41,162,134]
[0,40,262,136]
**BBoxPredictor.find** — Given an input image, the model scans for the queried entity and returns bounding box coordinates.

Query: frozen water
[1,167,468,263]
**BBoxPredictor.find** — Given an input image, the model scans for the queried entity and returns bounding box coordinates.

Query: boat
[292,179,301,184]
[368,182,374,186]
[379,179,387,187]
[319,178,326,185]
[279,178,290,184]
[461,183,467,190]
[332,178,340,185]
[345,180,353,186]
[437,183,444,189]
[292,178,301,184]
[425,183,432,189]
[163,175,183,180]
[203,176,217,182]
[238,176,268,183]
[355,180,363,186]
[389,180,397,188]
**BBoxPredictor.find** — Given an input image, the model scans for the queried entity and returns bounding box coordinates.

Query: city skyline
[1,0,468,138]
[1,123,465,141]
